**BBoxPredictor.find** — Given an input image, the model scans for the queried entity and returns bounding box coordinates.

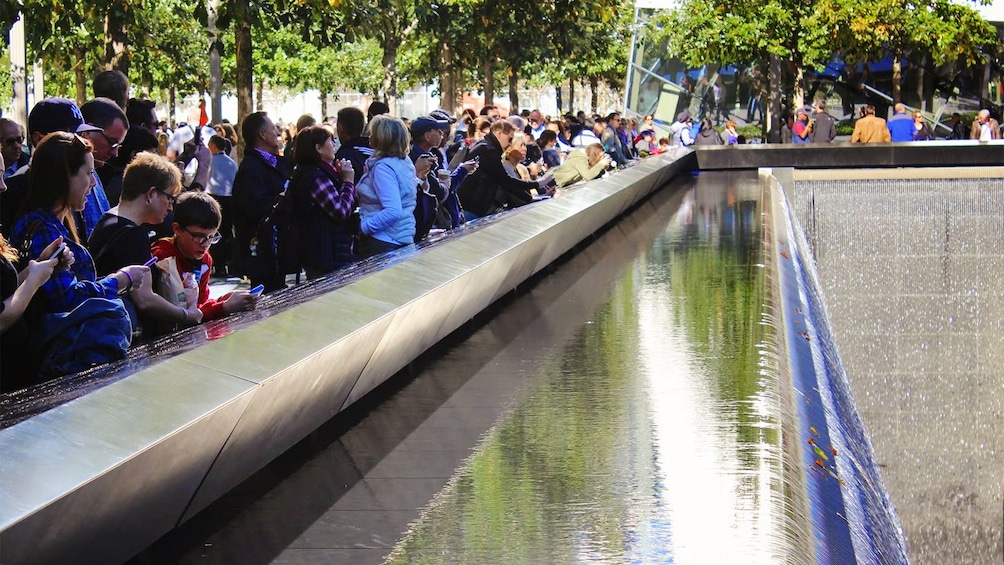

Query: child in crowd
[658,137,671,153]
[724,121,740,145]
[151,191,258,321]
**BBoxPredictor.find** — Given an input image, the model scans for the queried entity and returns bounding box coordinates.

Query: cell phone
[48,242,67,261]
[249,284,265,297]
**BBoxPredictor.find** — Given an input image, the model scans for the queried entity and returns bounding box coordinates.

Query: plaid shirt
[10,208,118,316]
[253,148,278,169]
[75,172,111,239]
[309,162,356,220]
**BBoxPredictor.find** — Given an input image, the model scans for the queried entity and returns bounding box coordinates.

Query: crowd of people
[2,67,1000,391]
[0,71,675,391]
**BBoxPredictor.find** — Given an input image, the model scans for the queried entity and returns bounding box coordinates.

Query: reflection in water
[387,172,789,563]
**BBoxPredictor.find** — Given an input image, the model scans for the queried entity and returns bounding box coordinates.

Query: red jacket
[151,237,229,321]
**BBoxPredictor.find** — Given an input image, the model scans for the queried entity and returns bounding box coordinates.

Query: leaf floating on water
[813,445,830,461]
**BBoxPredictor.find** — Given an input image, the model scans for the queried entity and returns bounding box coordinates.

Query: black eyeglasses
[184,228,221,245]
[95,130,122,151]
[159,191,178,205]
[2,136,24,145]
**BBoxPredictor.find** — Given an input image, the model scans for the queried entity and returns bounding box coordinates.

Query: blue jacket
[357,156,416,246]
[887,113,914,142]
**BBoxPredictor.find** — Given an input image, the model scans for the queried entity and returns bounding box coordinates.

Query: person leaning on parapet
[152,191,258,321]
[694,117,724,146]
[232,111,289,292]
[457,119,555,222]
[886,103,914,142]
[810,99,836,143]
[850,105,891,143]
[969,109,1001,141]
[551,143,611,188]
[670,111,695,147]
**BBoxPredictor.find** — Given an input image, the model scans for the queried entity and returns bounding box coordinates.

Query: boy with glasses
[152,191,258,321]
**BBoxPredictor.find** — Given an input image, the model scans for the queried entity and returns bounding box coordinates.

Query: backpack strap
[17,219,44,266]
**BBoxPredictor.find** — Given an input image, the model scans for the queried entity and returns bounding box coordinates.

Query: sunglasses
[184,228,221,245]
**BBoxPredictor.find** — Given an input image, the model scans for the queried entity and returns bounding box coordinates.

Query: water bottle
[182,270,198,308]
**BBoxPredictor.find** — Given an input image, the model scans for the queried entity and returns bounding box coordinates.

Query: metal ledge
[0,153,692,565]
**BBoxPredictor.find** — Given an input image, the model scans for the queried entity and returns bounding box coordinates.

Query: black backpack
[253,180,301,276]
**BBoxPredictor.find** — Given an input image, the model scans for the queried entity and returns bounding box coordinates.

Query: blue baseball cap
[28,98,104,136]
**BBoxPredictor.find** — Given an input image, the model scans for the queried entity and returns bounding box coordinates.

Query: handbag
[34,297,133,378]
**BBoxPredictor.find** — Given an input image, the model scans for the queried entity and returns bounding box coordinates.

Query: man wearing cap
[0,98,106,237]
[77,98,127,238]
[409,116,451,240]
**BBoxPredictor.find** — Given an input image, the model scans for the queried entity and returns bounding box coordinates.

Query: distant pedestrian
[969,109,1001,141]
[810,100,836,143]
[887,103,914,142]
[945,113,968,140]
[850,105,891,143]
[911,111,936,141]
[792,110,811,144]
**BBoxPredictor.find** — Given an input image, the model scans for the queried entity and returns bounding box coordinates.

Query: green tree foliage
[644,0,996,109]
[7,0,634,124]
[810,0,997,103]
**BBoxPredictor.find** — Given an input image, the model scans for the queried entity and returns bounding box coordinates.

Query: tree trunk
[320,90,328,120]
[980,59,991,103]
[767,55,782,143]
[482,54,495,109]
[589,76,598,115]
[792,55,805,112]
[440,41,456,114]
[568,80,575,113]
[892,51,902,105]
[256,78,264,113]
[508,67,519,114]
[74,45,87,106]
[381,42,399,116]
[208,0,223,124]
[556,82,562,115]
[169,86,176,128]
[235,1,253,133]
[103,2,130,74]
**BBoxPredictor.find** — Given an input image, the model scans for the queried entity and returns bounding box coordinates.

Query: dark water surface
[131,171,774,565]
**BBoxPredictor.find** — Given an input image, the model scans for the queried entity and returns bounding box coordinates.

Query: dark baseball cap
[28,98,104,136]
[429,109,456,124]
[411,116,449,137]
